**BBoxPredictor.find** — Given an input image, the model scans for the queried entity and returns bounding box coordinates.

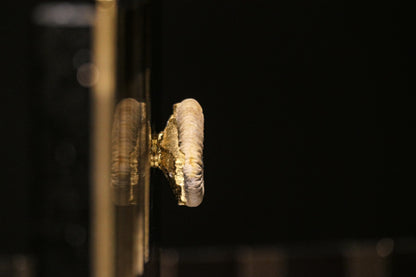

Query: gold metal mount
[150,105,187,206]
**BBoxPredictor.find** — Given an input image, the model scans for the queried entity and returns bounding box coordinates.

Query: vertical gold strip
[91,1,117,277]
[144,68,151,263]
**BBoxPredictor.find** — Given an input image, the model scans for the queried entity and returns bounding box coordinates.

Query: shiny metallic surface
[91,0,117,276]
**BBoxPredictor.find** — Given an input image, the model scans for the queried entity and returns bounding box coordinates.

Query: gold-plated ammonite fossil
[112,98,204,207]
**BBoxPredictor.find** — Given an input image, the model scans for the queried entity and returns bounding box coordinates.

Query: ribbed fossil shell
[175,98,205,207]
[153,98,205,207]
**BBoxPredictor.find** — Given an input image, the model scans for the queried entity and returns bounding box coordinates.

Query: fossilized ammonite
[175,98,205,207]
[112,97,205,207]
[152,98,205,207]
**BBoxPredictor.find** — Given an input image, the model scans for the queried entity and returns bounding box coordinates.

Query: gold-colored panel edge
[91,1,117,277]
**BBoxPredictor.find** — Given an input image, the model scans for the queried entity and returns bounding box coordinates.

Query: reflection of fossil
[111,98,147,206]
[112,98,204,207]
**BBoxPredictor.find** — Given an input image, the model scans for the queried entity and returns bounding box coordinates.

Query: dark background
[1,0,414,275]
[157,0,415,246]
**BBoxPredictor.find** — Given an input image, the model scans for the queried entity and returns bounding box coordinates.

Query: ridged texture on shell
[111,98,141,205]
[175,98,205,207]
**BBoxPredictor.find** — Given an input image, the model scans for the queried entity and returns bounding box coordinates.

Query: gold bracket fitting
[151,112,187,205]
